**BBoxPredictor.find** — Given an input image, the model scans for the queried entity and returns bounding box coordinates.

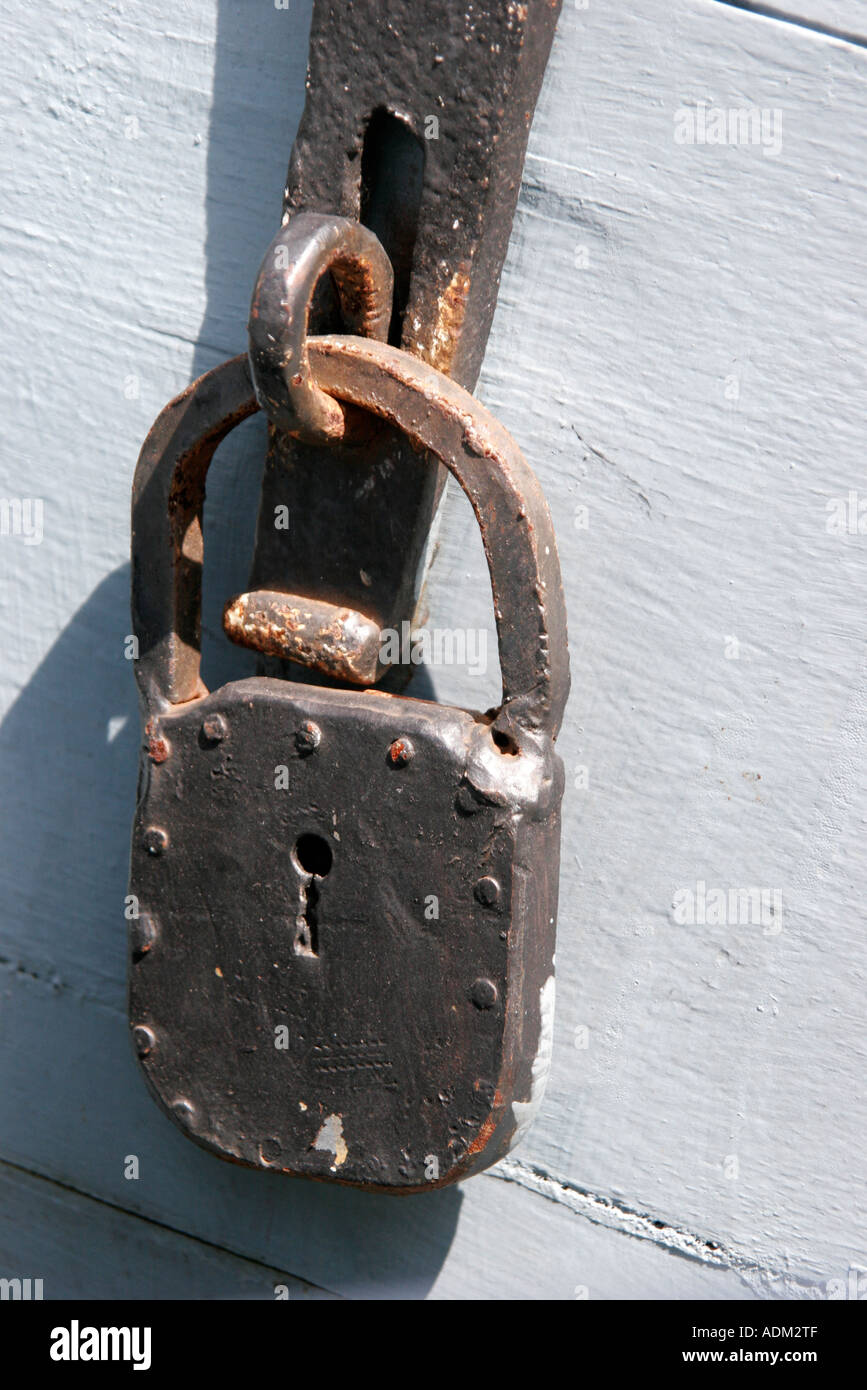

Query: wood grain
[0,0,865,1297]
[0,1159,337,1300]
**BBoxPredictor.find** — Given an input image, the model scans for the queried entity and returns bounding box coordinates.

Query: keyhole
[295,834,333,878]
[292,834,333,957]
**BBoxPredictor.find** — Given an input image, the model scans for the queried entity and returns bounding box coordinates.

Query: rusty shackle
[131,338,568,740]
[247,212,393,445]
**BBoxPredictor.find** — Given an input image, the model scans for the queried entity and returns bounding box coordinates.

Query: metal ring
[247,212,394,445]
[131,340,569,740]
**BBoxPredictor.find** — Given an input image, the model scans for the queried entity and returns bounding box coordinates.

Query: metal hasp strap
[248,0,563,680]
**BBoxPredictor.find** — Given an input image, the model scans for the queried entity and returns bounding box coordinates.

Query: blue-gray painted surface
[1,0,865,1299]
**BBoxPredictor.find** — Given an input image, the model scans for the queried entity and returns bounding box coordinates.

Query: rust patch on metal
[223,589,382,685]
[467,1088,506,1156]
[145,721,170,764]
[387,737,414,767]
[429,266,471,375]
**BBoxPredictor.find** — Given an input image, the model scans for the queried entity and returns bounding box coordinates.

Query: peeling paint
[511,975,555,1149]
[312,1113,347,1168]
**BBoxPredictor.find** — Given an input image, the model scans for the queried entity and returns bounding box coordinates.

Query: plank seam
[0,955,829,1295]
[488,1158,823,1296]
[0,1155,339,1299]
[0,954,125,1017]
[713,1,867,50]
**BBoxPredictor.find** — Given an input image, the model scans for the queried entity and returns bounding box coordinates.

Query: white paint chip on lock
[313,1113,348,1169]
[511,975,555,1150]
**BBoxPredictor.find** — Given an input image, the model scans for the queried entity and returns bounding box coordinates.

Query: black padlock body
[128,344,570,1192]
[130,676,563,1190]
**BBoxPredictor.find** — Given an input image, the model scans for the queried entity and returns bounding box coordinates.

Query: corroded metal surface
[247,0,564,677]
[129,0,566,1192]
[223,589,382,686]
[247,213,392,445]
[129,336,569,1190]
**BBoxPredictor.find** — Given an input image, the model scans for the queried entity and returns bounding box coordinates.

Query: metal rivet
[143,826,168,856]
[474,875,500,907]
[471,978,498,1010]
[133,1024,155,1057]
[388,737,414,767]
[131,913,157,958]
[202,712,228,743]
[259,1137,282,1165]
[295,721,321,755]
[171,1098,197,1125]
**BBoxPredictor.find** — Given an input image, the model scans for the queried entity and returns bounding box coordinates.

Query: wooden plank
[0,1159,336,1300]
[714,2,866,45]
[0,966,759,1299]
[0,0,304,998]
[0,0,865,1298]
[434,0,867,1281]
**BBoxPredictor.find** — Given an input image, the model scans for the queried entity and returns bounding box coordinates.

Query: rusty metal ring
[247,212,394,445]
[132,339,569,741]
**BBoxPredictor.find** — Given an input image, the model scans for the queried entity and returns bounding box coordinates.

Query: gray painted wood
[0,963,760,1299]
[715,1,866,43]
[0,1160,336,1300]
[1,0,865,1297]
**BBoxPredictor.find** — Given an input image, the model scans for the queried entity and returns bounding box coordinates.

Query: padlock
[128,332,569,1191]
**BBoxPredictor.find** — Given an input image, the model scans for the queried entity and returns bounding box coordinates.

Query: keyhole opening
[292,834,333,958]
[295,833,333,878]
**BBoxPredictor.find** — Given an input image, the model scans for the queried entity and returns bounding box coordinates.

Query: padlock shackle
[131,340,569,739]
[311,338,570,740]
[131,358,259,717]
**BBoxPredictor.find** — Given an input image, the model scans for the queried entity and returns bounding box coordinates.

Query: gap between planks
[0,945,825,1299]
[489,1158,823,1298]
[0,961,823,1294]
[0,1154,337,1299]
[713,0,867,49]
